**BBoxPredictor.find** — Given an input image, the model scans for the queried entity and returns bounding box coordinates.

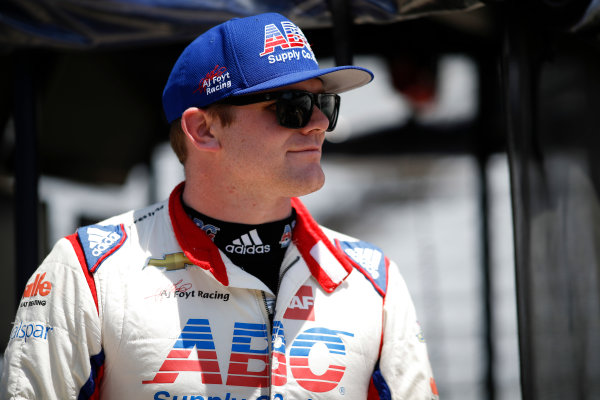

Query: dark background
[1,1,600,398]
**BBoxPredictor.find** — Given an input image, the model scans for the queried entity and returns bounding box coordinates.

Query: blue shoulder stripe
[78,349,105,400]
[370,363,392,400]
[77,224,127,274]
[338,240,388,297]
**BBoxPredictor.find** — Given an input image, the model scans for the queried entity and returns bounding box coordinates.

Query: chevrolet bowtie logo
[146,252,193,271]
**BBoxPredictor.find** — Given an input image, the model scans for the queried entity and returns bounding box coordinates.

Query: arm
[1,235,103,399]
[377,260,438,400]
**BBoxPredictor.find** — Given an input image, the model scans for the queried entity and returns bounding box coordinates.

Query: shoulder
[320,225,390,297]
[68,200,169,274]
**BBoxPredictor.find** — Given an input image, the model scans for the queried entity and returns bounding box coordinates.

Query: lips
[287,141,323,153]
[288,146,321,153]
[287,135,325,154]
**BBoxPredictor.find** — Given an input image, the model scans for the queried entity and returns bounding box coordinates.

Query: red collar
[169,182,353,292]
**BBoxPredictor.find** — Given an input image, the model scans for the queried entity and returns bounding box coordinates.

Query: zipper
[261,256,300,326]
[259,290,273,393]
[259,255,299,395]
[276,256,300,295]
[261,290,273,328]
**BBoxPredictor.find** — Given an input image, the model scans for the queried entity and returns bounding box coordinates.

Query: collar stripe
[309,241,350,285]
[168,182,352,292]
[169,183,229,287]
[291,198,353,292]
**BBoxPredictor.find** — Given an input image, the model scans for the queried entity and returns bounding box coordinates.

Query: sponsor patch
[283,285,315,321]
[195,65,232,96]
[191,218,220,241]
[134,204,164,224]
[144,281,231,303]
[153,391,286,400]
[279,222,294,248]
[225,322,270,387]
[144,279,194,302]
[146,252,194,271]
[144,318,353,395]
[20,272,53,308]
[77,224,127,273]
[226,229,270,255]
[416,321,427,343]
[338,240,388,296]
[142,318,222,385]
[289,327,354,393]
[431,377,440,398]
[23,272,52,298]
[271,321,287,386]
[10,320,53,342]
[259,21,317,65]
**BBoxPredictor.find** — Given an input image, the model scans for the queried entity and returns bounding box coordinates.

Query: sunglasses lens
[277,94,312,129]
[318,94,339,131]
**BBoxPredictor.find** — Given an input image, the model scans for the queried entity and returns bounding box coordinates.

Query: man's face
[212,78,329,200]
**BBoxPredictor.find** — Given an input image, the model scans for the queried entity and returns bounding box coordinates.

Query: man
[1,12,438,400]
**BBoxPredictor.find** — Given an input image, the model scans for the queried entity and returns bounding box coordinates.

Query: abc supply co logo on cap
[259,20,317,65]
[196,20,317,101]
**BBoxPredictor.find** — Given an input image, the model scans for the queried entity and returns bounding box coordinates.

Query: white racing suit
[1,182,438,400]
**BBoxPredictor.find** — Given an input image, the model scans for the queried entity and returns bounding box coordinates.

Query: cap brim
[232,65,373,96]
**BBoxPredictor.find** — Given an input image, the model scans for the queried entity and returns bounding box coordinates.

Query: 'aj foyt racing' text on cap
[162,12,374,123]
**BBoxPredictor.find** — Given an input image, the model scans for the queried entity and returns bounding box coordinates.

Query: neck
[181,177,293,224]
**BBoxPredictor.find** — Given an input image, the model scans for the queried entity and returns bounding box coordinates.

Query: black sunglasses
[218,90,341,132]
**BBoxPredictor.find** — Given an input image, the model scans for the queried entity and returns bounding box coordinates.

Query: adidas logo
[86,227,122,257]
[344,247,382,279]
[225,229,271,255]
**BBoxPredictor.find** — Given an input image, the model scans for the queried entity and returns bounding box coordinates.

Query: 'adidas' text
[87,227,121,257]
[225,229,271,255]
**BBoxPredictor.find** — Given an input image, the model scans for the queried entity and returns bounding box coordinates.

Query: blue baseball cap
[162,12,374,123]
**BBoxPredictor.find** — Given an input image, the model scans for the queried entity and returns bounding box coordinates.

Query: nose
[299,105,330,135]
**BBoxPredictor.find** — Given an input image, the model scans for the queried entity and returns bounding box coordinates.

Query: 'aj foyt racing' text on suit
[1,183,438,400]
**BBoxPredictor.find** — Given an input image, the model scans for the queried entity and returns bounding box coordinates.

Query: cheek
[230,118,286,157]
[224,130,284,170]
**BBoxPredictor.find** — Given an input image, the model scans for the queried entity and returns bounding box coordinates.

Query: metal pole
[501,7,537,400]
[328,0,354,66]
[13,51,39,302]
[474,47,501,400]
[476,151,495,400]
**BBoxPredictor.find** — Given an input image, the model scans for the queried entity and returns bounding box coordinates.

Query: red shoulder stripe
[66,234,99,314]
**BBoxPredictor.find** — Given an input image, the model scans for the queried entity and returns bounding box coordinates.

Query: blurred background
[1,1,600,399]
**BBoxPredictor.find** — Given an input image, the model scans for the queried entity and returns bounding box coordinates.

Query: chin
[300,181,325,197]
[289,170,325,197]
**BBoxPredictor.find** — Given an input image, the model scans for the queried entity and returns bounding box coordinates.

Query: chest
[98,255,383,400]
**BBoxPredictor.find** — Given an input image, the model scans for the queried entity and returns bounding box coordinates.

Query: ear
[181,107,221,152]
